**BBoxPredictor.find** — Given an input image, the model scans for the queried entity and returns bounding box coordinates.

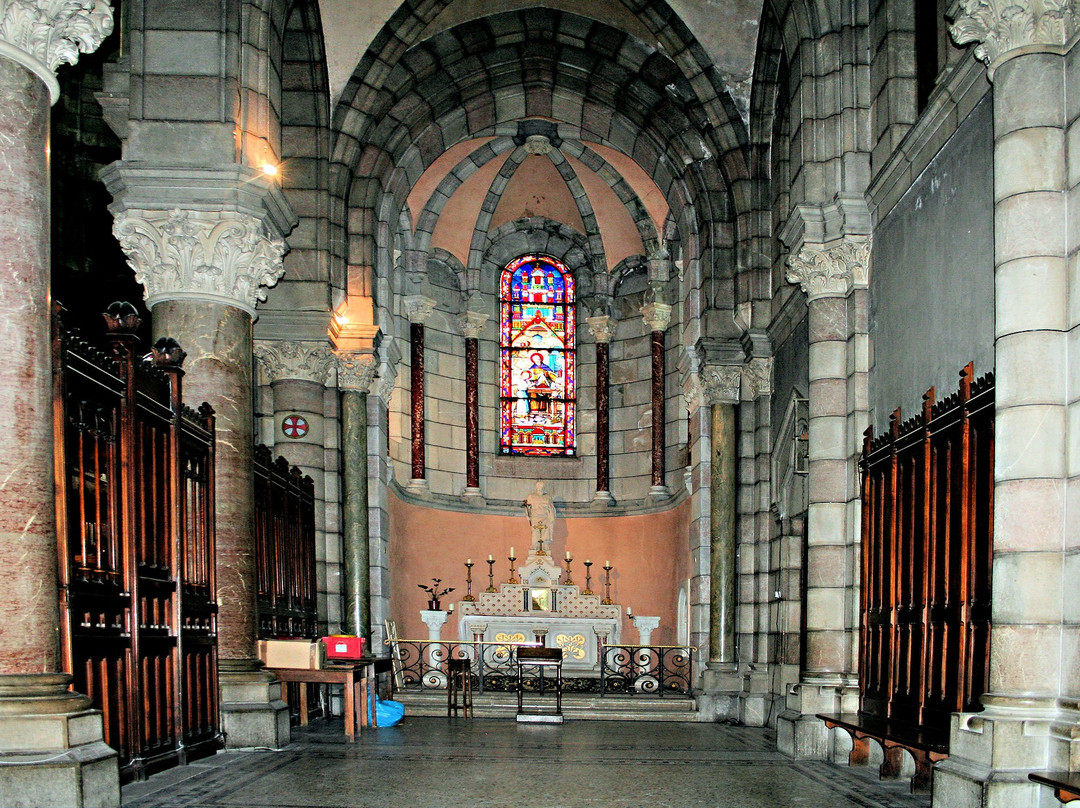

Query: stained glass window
[499,255,576,456]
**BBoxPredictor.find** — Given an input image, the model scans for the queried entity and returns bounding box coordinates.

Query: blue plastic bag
[368,694,404,727]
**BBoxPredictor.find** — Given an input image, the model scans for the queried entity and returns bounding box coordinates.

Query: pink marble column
[0,57,60,678]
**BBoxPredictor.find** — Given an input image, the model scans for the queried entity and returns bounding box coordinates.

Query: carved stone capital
[786,238,871,302]
[682,373,704,411]
[949,0,1080,67]
[112,209,286,317]
[700,365,742,406]
[404,295,437,324]
[458,310,488,340]
[335,351,378,392]
[744,357,774,400]
[586,314,616,343]
[0,0,114,104]
[255,340,334,385]
[641,302,672,333]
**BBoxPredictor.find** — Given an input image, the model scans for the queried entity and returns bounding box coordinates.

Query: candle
[510,546,514,557]
[488,554,493,561]
[448,603,454,613]
[585,559,591,565]
[605,560,610,567]
[467,558,472,565]
[565,550,571,560]
[627,607,633,617]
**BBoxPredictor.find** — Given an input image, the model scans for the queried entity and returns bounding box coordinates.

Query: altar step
[393,690,699,722]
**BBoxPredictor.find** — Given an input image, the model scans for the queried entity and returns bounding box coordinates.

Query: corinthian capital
[255,340,334,384]
[949,0,1079,66]
[586,314,617,343]
[786,238,871,301]
[335,351,378,392]
[700,365,742,406]
[404,295,437,325]
[112,209,286,317]
[0,0,114,103]
[458,311,488,339]
[641,302,672,333]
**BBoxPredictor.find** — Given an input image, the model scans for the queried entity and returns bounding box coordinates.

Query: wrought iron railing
[598,644,694,697]
[386,639,694,697]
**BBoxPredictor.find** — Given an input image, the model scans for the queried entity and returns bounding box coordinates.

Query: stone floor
[122,717,931,808]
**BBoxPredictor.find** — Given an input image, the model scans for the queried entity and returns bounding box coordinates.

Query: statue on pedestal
[524,480,555,555]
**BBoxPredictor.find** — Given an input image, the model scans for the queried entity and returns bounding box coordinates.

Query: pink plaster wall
[490,154,585,233]
[388,490,691,647]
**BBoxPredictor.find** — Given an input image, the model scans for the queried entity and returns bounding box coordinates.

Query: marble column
[587,315,616,504]
[254,340,335,631]
[933,5,1080,806]
[335,352,377,641]
[641,299,672,497]
[0,3,119,805]
[632,616,661,646]
[459,311,487,496]
[777,233,870,760]
[109,203,293,749]
[405,296,435,490]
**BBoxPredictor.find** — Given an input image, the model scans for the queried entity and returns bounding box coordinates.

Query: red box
[321,635,366,660]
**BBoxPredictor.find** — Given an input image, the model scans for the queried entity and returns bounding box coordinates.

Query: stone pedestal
[217,661,289,751]
[631,616,660,645]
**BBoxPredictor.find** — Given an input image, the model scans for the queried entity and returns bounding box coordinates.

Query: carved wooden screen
[53,309,220,779]
[253,446,317,639]
[859,363,993,736]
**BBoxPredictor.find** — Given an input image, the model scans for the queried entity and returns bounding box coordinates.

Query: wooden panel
[859,363,993,739]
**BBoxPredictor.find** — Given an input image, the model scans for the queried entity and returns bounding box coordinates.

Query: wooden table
[270,661,378,741]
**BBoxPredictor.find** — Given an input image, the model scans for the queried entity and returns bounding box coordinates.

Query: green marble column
[342,389,370,639]
[710,402,738,663]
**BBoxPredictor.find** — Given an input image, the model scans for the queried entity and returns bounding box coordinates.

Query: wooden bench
[1030,771,1080,803]
[817,712,949,792]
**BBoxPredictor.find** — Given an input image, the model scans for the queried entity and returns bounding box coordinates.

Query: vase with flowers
[417,578,455,611]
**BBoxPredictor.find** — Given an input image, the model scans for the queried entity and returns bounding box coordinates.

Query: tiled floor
[122,718,931,808]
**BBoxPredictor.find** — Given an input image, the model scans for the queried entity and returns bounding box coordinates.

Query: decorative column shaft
[700,366,741,665]
[0,4,119,805]
[406,296,435,485]
[587,315,616,501]
[460,311,487,493]
[641,302,672,494]
[336,353,377,640]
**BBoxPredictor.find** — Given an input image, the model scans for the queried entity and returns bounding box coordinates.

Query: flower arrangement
[417,578,455,610]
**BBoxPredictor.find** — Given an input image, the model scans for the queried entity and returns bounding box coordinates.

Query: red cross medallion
[282,414,309,439]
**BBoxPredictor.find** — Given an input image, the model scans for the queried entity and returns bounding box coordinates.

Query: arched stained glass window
[499,255,576,456]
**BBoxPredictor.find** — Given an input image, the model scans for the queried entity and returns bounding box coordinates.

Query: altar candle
[467,558,472,565]
[606,560,610,567]
[488,554,493,561]
[627,607,633,618]
[510,546,514,557]
[448,603,454,613]
[565,550,571,560]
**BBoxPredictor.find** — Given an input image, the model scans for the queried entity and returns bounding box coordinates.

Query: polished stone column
[336,352,377,640]
[109,201,293,749]
[0,4,118,805]
[405,296,435,490]
[933,5,1080,806]
[459,311,487,495]
[587,315,616,504]
[641,300,672,497]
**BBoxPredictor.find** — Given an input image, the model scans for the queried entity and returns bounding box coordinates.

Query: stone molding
[949,0,1080,67]
[335,351,378,392]
[744,357,774,400]
[404,294,436,324]
[641,302,672,333]
[458,310,488,339]
[113,209,286,317]
[254,340,334,385]
[786,239,871,302]
[0,0,113,104]
[586,314,616,343]
[700,365,742,406]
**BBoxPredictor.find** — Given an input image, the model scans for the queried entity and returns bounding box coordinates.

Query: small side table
[270,658,379,741]
[515,646,563,724]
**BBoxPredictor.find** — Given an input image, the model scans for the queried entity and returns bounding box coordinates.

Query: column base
[0,673,119,808]
[406,478,429,494]
[932,695,1080,808]
[218,659,290,750]
[590,490,615,508]
[647,485,670,501]
[775,675,858,760]
[694,663,772,726]
[461,487,485,504]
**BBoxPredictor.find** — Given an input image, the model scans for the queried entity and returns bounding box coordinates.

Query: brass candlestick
[602,562,614,605]
[507,553,519,584]
[486,558,496,592]
[563,553,574,586]
[583,560,594,595]
[463,560,476,602]
[536,525,548,556]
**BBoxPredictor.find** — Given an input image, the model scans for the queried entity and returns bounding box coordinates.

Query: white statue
[524,480,555,554]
